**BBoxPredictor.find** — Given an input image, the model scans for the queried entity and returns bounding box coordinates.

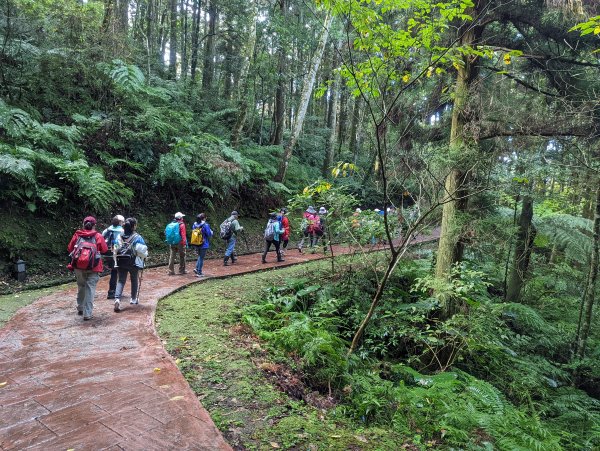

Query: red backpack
[70,235,100,270]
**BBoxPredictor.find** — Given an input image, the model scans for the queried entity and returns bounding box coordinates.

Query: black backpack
[116,233,139,264]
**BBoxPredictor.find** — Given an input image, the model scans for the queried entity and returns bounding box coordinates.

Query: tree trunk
[275,11,334,182]
[349,96,362,160]
[269,0,286,145]
[222,36,234,99]
[202,0,218,94]
[322,41,341,176]
[169,0,178,78]
[117,0,128,33]
[189,0,201,82]
[434,7,482,281]
[506,196,537,302]
[230,0,258,148]
[180,0,189,79]
[576,182,600,358]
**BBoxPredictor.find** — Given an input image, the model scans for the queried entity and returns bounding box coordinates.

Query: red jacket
[177,219,187,246]
[67,229,109,272]
[281,216,290,240]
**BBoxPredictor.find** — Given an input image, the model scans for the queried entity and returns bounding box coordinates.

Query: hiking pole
[241,229,250,252]
[137,267,145,303]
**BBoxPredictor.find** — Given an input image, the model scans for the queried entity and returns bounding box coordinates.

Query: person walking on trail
[262,212,284,264]
[67,216,108,321]
[298,206,319,253]
[101,214,125,300]
[191,213,213,277]
[113,218,148,312]
[317,207,328,252]
[221,210,243,266]
[166,212,187,275]
[278,208,290,256]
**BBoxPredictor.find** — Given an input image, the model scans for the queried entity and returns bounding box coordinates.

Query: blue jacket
[192,221,213,249]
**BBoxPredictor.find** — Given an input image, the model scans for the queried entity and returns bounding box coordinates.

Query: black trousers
[262,239,282,261]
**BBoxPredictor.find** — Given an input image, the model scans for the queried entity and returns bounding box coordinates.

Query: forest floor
[0,232,438,450]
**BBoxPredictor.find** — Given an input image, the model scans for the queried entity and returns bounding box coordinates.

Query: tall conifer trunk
[576,182,600,358]
[202,0,217,93]
[169,0,178,78]
[189,0,201,81]
[230,0,258,148]
[270,0,287,145]
[506,196,536,302]
[435,7,483,282]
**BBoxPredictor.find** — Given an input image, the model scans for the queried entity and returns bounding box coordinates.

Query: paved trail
[0,232,438,450]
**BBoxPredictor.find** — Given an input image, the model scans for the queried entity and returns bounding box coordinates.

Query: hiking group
[66,206,329,321]
[67,215,148,320]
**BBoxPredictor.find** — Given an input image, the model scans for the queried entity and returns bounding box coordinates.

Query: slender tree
[275,10,334,182]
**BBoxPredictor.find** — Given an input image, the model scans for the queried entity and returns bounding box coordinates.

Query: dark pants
[115,265,140,301]
[169,243,186,274]
[105,258,118,298]
[262,239,282,262]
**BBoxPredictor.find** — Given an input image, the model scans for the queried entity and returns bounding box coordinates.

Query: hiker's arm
[97,233,109,254]
[67,235,77,253]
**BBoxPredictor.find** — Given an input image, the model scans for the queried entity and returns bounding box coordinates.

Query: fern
[100,59,146,92]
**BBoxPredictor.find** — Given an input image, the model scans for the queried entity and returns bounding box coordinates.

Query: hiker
[221,210,243,266]
[101,214,125,300]
[113,217,148,312]
[166,212,187,275]
[298,206,318,253]
[67,216,108,320]
[262,212,284,264]
[278,208,290,255]
[191,213,213,277]
[316,206,328,252]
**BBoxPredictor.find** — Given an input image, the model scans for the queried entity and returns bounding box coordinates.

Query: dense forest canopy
[2,0,600,448]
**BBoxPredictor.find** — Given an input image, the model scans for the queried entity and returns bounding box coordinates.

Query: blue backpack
[165,221,181,245]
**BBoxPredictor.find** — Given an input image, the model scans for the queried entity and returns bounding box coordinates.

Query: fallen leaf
[269,442,280,448]
[0,381,7,388]
[355,435,368,443]
[153,367,161,373]
[159,385,170,389]
[175,358,181,364]
[330,435,341,438]
[170,396,185,401]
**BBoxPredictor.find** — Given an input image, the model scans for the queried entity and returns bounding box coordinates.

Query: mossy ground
[156,258,407,450]
[0,283,72,327]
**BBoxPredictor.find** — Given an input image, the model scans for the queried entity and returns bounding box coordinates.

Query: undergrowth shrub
[243,260,600,448]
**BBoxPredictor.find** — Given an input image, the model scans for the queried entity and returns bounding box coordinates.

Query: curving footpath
[0,232,438,450]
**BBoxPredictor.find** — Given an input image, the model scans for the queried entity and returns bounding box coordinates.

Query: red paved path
[0,232,438,450]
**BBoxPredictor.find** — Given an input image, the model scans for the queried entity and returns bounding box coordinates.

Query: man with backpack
[191,213,213,277]
[113,218,148,312]
[220,210,243,266]
[101,214,125,300]
[262,212,284,264]
[67,216,109,320]
[165,212,187,275]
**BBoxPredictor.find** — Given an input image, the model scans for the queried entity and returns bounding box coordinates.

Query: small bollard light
[14,259,26,282]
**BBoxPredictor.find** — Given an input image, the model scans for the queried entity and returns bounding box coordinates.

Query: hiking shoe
[195,273,204,278]
[114,299,121,312]
[83,316,93,321]
[179,271,188,275]
[130,298,138,305]
[193,269,198,274]
[168,271,176,276]
[77,310,83,316]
